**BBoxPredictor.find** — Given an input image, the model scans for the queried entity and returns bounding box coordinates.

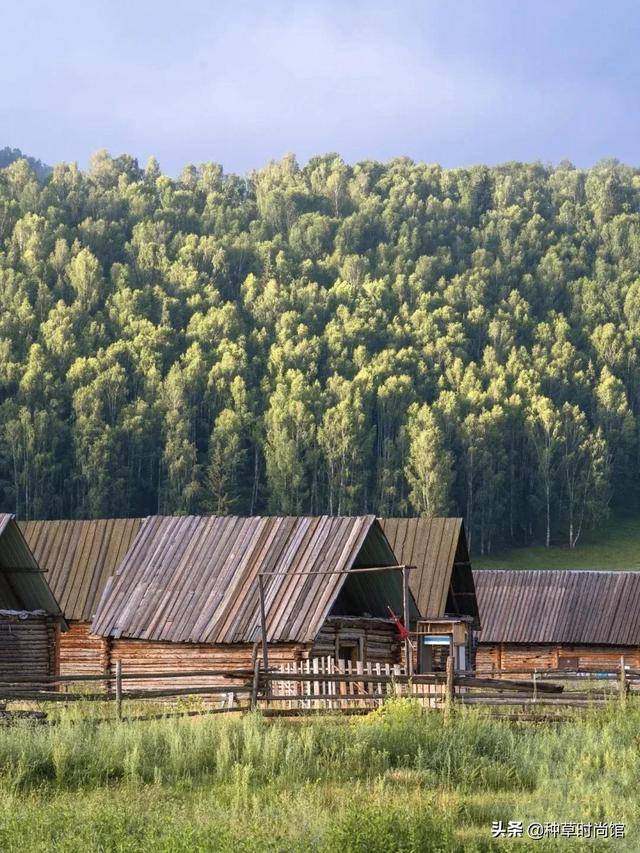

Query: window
[419,635,453,673]
[337,642,358,667]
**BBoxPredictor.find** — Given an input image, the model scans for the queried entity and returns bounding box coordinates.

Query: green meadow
[0,700,637,851]
[475,512,640,571]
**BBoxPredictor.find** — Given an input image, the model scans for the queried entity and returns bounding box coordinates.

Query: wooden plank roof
[379,518,478,622]
[19,519,143,621]
[475,570,640,646]
[92,515,410,644]
[0,514,64,617]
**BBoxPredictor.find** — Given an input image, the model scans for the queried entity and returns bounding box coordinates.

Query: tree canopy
[0,150,637,551]
[0,147,51,182]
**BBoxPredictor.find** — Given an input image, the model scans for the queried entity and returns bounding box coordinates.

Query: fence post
[250,657,261,711]
[533,668,538,703]
[620,656,627,703]
[445,655,455,717]
[115,660,122,721]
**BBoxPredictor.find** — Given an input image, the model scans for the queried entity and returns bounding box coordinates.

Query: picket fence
[270,656,446,709]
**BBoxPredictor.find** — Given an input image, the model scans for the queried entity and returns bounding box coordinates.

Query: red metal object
[387,606,409,640]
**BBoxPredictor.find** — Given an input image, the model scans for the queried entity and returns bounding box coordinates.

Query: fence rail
[0,656,637,718]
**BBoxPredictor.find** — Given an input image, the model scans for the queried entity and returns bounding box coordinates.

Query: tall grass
[0,699,638,850]
[0,700,535,791]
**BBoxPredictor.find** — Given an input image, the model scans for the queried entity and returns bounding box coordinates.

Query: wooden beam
[257,565,416,576]
[402,564,412,676]
[257,575,270,698]
[115,660,122,721]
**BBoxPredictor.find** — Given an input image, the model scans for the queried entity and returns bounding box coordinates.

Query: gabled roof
[379,518,479,624]
[0,514,63,617]
[92,515,416,644]
[20,518,143,621]
[475,570,640,646]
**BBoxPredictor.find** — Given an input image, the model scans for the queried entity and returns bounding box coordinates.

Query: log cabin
[380,518,480,671]
[474,569,640,674]
[91,515,420,688]
[19,519,142,676]
[0,513,66,679]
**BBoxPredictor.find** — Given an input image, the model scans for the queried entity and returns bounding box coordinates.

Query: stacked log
[107,639,308,692]
[476,643,640,676]
[311,617,400,664]
[59,622,108,676]
[0,612,57,684]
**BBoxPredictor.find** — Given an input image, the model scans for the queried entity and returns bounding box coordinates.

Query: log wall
[0,613,58,679]
[476,643,640,675]
[59,622,108,676]
[53,616,401,690]
[311,617,400,664]
[107,639,308,690]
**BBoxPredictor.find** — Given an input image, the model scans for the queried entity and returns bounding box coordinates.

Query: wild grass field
[475,513,640,570]
[0,700,637,852]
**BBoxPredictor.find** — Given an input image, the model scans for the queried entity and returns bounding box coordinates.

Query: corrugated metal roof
[475,570,640,646]
[379,518,478,623]
[0,513,63,617]
[20,518,143,621]
[92,515,414,644]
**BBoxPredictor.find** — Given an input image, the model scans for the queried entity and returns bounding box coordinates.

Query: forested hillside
[1,151,639,552]
[0,147,51,182]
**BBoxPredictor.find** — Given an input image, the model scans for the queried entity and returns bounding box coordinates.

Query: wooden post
[445,654,454,716]
[258,575,270,700]
[533,668,538,703]
[620,656,627,703]
[250,657,261,711]
[402,564,412,677]
[115,660,122,721]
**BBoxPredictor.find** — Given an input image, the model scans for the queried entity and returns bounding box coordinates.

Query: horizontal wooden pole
[459,697,609,706]
[462,668,640,677]
[118,669,254,682]
[122,685,252,699]
[479,713,575,723]
[455,676,563,694]
[0,684,252,702]
[0,669,256,685]
[0,691,108,702]
[263,672,444,685]
[123,706,249,722]
[261,693,391,705]
[260,707,372,717]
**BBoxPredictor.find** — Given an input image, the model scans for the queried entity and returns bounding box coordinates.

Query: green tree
[527,396,563,548]
[404,403,453,517]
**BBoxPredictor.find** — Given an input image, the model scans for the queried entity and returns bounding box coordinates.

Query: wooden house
[20,519,142,675]
[0,514,66,679]
[91,515,419,687]
[475,570,640,673]
[380,518,480,671]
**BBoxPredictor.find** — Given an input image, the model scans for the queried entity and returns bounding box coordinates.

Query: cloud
[4,0,640,173]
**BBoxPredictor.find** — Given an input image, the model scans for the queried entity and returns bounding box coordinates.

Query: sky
[4,0,640,175]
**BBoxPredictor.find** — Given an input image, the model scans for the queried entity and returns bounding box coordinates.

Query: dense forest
[0,147,51,182]
[0,151,639,552]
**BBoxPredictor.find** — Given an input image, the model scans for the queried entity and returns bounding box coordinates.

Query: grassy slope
[474,513,640,570]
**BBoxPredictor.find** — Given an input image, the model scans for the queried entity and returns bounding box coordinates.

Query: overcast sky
[5,0,640,175]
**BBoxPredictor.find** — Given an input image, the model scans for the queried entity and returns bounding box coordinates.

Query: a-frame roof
[92,515,416,644]
[20,518,143,621]
[379,518,479,624]
[475,569,640,646]
[0,514,64,617]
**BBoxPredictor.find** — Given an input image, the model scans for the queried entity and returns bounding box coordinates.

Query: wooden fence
[0,656,638,720]
[270,657,447,709]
